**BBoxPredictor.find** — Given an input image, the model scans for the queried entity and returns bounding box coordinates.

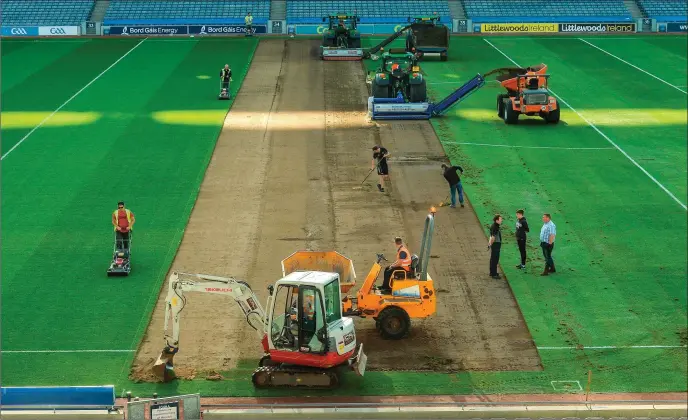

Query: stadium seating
[286,0,451,24]
[103,0,270,25]
[1,0,94,26]
[637,0,687,22]
[463,0,633,23]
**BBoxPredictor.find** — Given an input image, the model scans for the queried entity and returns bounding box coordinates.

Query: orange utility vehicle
[490,63,560,125]
[289,208,437,340]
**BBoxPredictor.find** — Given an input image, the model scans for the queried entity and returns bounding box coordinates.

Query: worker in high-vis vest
[112,201,135,250]
[381,236,412,292]
[244,12,253,36]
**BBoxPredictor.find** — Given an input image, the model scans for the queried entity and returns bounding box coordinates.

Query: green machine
[320,14,363,60]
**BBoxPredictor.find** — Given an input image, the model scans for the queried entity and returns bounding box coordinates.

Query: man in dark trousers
[487,214,503,279]
[515,209,529,269]
[441,163,464,208]
[220,64,232,92]
[539,213,557,276]
[372,145,390,192]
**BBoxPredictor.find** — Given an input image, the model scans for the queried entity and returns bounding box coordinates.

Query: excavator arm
[152,271,266,381]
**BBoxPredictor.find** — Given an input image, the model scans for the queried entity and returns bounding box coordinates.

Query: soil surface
[130,39,541,382]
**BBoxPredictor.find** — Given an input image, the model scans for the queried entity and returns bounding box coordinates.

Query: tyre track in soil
[131,39,541,381]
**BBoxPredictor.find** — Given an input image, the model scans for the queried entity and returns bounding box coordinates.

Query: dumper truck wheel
[497,94,508,117]
[503,98,519,124]
[376,306,410,340]
[546,101,560,124]
[409,80,427,102]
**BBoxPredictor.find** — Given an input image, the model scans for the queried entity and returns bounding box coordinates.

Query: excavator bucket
[281,251,357,293]
[152,349,177,382]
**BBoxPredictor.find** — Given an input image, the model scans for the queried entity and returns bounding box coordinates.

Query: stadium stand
[285,0,452,24]
[103,0,270,25]
[637,0,687,22]
[463,0,633,23]
[0,0,94,26]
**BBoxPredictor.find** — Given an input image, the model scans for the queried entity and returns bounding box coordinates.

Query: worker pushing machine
[112,201,135,249]
[380,236,413,292]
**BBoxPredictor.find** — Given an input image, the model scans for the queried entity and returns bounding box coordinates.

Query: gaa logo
[49,27,67,35]
[10,28,28,35]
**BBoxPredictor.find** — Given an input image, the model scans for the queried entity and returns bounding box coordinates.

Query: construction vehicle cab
[320,14,363,60]
[153,257,366,389]
[371,51,427,102]
[405,16,449,61]
[494,64,560,124]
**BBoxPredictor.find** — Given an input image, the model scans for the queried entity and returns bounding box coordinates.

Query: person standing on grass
[372,145,390,193]
[441,163,464,208]
[220,64,232,91]
[112,201,135,250]
[515,209,529,269]
[487,214,503,279]
[539,213,556,276]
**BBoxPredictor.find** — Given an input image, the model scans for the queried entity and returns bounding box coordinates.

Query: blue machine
[369,74,486,120]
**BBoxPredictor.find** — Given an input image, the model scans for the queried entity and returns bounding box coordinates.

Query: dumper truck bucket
[282,251,357,293]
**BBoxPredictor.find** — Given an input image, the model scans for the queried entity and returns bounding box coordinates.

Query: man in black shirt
[220,64,232,91]
[515,209,529,269]
[487,214,503,279]
[441,164,464,208]
[372,145,390,192]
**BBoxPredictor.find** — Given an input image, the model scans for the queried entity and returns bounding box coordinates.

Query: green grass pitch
[1,34,686,397]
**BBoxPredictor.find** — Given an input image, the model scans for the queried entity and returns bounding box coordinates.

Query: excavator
[152,260,367,389]
[152,210,437,387]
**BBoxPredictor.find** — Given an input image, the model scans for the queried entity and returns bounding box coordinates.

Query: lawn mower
[405,16,450,61]
[218,79,232,100]
[107,230,131,276]
[487,63,560,124]
[320,14,363,60]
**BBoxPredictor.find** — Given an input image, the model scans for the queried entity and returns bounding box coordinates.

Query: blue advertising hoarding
[189,25,267,35]
[1,26,39,36]
[107,25,188,35]
[659,22,688,32]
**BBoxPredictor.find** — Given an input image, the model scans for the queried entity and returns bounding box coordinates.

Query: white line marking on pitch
[483,38,687,211]
[1,37,148,161]
[2,349,136,353]
[551,380,583,391]
[578,38,687,94]
[445,142,615,150]
[539,345,688,350]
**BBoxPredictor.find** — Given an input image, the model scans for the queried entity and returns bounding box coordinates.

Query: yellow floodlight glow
[196,75,211,80]
[452,108,687,127]
[151,110,228,126]
[0,111,102,129]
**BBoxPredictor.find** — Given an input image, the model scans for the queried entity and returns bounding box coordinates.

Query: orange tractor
[488,64,560,125]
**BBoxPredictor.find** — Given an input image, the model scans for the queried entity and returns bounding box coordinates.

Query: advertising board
[107,25,189,35]
[659,22,688,32]
[38,26,80,36]
[1,26,39,36]
[480,23,558,33]
[559,23,636,33]
[188,24,267,35]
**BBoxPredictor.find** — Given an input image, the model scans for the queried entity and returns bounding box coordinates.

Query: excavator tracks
[251,365,340,389]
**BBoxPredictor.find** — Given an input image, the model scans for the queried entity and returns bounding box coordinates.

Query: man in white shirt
[539,213,556,276]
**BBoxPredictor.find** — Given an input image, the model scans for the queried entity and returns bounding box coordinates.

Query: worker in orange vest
[381,236,412,292]
[112,201,135,250]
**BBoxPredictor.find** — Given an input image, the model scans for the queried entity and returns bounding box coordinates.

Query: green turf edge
[118,37,261,373]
